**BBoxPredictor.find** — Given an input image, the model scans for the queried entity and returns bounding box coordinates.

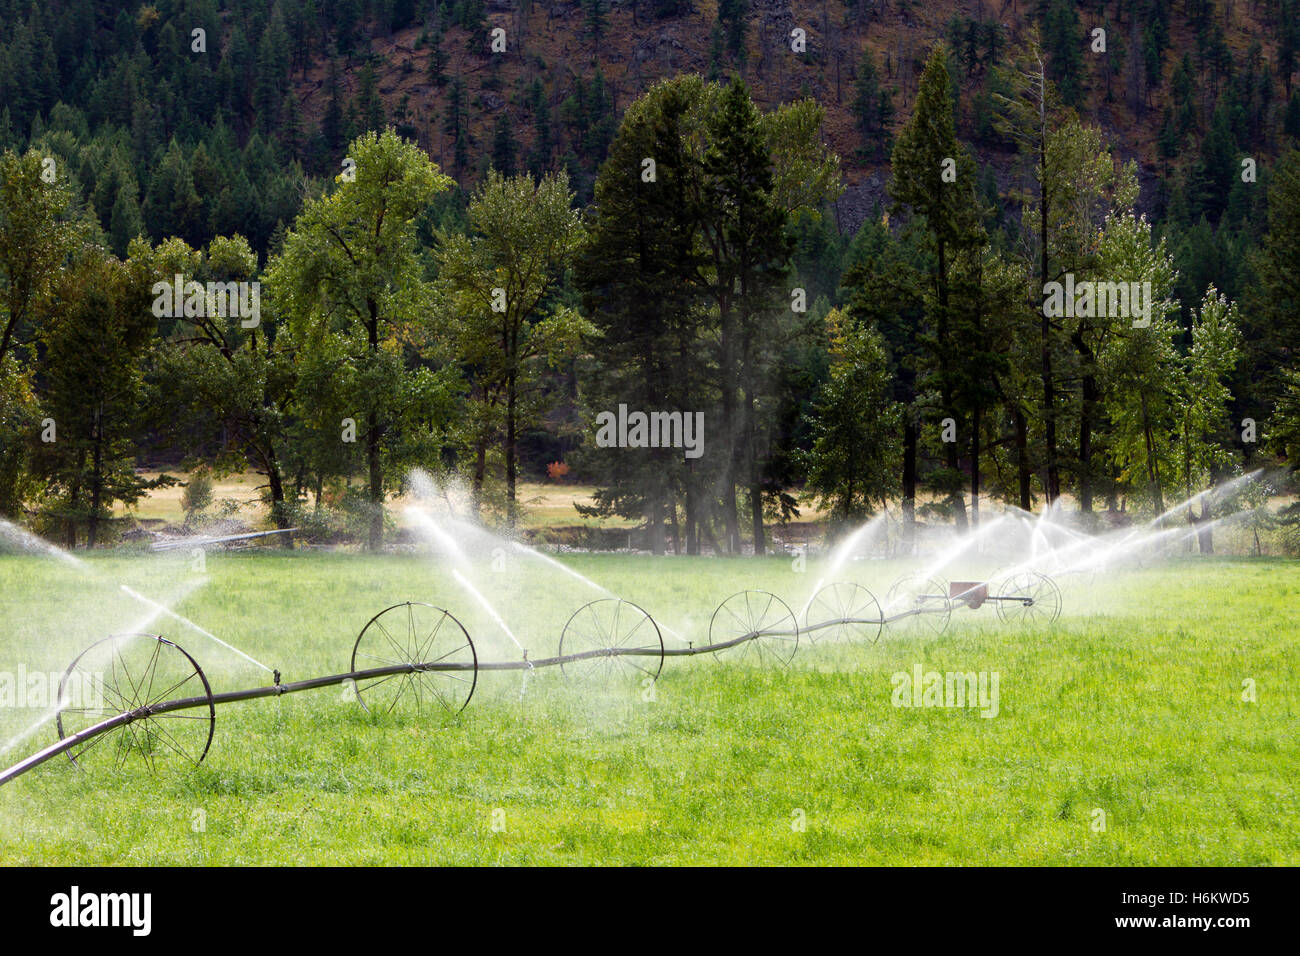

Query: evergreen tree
[427,28,449,86]
[108,181,145,257]
[840,216,929,541]
[583,0,609,52]
[443,75,470,172]
[575,78,711,553]
[1042,0,1084,107]
[1174,286,1242,552]
[33,244,171,546]
[1243,146,1300,420]
[490,112,517,175]
[143,142,205,245]
[851,49,893,159]
[717,0,748,63]
[354,64,386,135]
[890,44,984,528]
[1097,211,1181,515]
[991,39,1066,504]
[281,90,306,161]
[322,60,347,151]
[528,79,552,175]
[460,0,489,56]
[799,309,900,529]
[699,78,794,554]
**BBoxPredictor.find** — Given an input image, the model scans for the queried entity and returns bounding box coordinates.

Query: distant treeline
[0,2,1298,553]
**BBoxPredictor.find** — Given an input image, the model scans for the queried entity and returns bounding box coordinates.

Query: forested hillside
[0,0,1298,554]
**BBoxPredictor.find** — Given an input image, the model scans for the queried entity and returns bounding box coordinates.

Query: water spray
[119,585,275,674]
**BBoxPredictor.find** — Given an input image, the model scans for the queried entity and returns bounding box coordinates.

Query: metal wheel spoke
[57,634,214,776]
[352,604,477,717]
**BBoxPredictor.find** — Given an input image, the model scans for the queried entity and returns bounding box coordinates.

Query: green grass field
[0,548,1296,865]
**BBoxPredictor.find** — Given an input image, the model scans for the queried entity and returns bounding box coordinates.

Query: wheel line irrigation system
[0,572,1062,787]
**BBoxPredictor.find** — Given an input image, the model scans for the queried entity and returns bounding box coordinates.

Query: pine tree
[840,217,929,542]
[34,244,168,547]
[699,78,794,554]
[1097,211,1181,515]
[1175,286,1241,552]
[1042,0,1084,107]
[108,182,144,257]
[427,28,449,86]
[322,60,346,151]
[354,64,386,134]
[528,79,552,175]
[1243,146,1300,421]
[583,0,608,52]
[142,140,203,245]
[717,0,748,63]
[575,77,711,553]
[991,38,1065,505]
[460,0,488,56]
[851,49,893,159]
[890,44,984,527]
[490,112,516,175]
[800,310,900,529]
[281,90,306,161]
[442,76,470,172]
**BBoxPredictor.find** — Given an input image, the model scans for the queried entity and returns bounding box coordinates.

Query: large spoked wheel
[708,590,799,666]
[803,582,884,644]
[884,575,952,635]
[995,572,1063,625]
[350,602,478,717]
[558,599,665,684]
[56,634,215,774]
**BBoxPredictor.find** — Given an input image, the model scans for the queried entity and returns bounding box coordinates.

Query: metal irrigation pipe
[0,640,746,786]
[0,597,966,788]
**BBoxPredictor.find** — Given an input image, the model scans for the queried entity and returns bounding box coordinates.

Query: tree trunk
[648,483,665,555]
[366,307,383,550]
[700,509,723,555]
[87,407,103,549]
[267,463,293,548]
[685,477,699,555]
[945,421,968,530]
[66,473,81,550]
[1077,383,1095,512]
[902,413,917,554]
[745,379,764,556]
[1073,329,1097,512]
[1013,404,1031,511]
[0,316,18,371]
[1140,391,1164,515]
[669,497,681,555]
[472,438,487,516]
[367,409,383,550]
[970,403,980,531]
[1038,71,1061,503]
[719,304,740,554]
[506,368,518,528]
[935,230,968,532]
